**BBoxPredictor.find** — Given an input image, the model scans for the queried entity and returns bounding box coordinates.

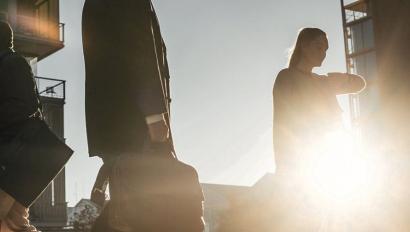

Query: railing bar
[346,48,376,58]
[38,82,64,95]
[35,76,64,82]
[345,16,372,26]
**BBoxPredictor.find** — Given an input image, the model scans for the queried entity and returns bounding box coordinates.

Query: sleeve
[273,70,300,131]
[131,0,167,116]
[325,72,366,95]
[0,56,38,129]
[273,70,302,143]
[272,70,302,168]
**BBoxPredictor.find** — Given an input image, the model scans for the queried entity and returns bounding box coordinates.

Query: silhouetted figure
[273,28,366,176]
[82,1,204,231]
[0,20,39,232]
[270,28,366,231]
[82,0,169,160]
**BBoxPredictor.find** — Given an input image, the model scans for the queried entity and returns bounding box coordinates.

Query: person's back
[82,2,204,232]
[0,20,39,232]
[82,0,171,156]
[0,47,39,132]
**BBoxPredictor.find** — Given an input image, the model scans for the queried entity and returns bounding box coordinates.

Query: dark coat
[82,0,170,157]
[0,49,39,133]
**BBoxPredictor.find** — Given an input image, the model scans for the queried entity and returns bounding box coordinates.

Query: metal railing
[35,76,66,101]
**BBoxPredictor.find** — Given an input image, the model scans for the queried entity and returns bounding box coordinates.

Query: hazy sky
[38,0,348,206]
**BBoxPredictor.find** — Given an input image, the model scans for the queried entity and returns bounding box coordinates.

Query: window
[349,20,375,53]
[350,51,377,81]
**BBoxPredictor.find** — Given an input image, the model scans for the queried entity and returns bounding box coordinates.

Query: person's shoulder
[2,52,29,68]
[311,72,327,79]
[274,68,295,87]
[276,68,292,77]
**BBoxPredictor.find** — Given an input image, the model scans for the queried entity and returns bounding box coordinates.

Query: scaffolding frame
[340,0,376,131]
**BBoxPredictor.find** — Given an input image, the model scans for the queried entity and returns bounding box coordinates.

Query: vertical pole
[340,0,350,72]
[340,0,358,128]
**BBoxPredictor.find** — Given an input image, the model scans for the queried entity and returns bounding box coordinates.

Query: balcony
[12,14,64,60]
[343,0,372,24]
[0,0,65,60]
[341,0,376,75]
[35,76,66,101]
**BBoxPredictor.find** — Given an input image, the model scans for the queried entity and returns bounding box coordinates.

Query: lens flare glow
[300,130,384,210]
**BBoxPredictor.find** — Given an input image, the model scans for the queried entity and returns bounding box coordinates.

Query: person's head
[0,21,13,50]
[288,28,328,69]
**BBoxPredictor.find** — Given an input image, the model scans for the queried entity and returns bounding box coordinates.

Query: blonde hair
[288,28,326,68]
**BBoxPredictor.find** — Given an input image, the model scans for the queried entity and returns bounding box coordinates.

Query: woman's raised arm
[325,72,366,95]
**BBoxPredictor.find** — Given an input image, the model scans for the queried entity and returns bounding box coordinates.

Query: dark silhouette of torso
[273,68,342,173]
[82,0,169,158]
[0,49,39,134]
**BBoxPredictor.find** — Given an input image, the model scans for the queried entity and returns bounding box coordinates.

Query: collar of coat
[0,48,14,60]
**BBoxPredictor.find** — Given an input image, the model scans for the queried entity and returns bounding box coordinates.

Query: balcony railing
[15,14,65,43]
[35,76,66,101]
[0,11,64,43]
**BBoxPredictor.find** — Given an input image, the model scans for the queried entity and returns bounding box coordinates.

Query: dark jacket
[82,0,170,157]
[0,49,39,134]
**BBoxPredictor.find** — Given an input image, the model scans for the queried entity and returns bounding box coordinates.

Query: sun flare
[299,130,384,210]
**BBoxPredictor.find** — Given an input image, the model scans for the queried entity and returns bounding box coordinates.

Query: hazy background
[38,0,348,206]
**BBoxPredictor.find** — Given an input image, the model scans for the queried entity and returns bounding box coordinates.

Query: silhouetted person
[269,27,367,231]
[273,27,366,177]
[82,0,171,231]
[0,20,39,232]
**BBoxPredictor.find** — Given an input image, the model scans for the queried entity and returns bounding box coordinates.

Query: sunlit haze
[37,0,350,206]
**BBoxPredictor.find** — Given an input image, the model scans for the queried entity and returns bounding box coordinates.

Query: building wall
[372,0,410,154]
[202,184,250,232]
[35,0,61,40]
[31,96,67,227]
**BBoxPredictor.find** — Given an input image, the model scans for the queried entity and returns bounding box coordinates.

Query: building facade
[202,174,290,232]
[0,0,67,229]
[341,0,410,153]
[202,183,251,232]
[341,1,410,229]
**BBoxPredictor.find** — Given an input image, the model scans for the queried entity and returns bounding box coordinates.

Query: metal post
[340,0,359,128]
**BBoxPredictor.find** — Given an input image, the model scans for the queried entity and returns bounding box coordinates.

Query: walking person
[82,1,204,231]
[0,20,39,232]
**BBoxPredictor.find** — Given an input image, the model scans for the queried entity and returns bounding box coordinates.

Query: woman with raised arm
[273,28,366,177]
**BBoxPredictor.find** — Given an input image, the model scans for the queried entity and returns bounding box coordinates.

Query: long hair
[288,28,326,69]
[0,21,13,49]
